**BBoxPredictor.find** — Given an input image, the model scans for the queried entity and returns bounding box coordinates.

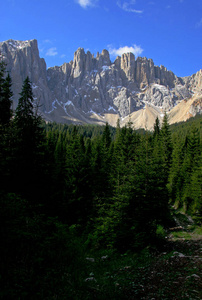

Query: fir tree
[0,64,13,193]
[0,73,13,126]
[161,112,172,162]
[153,116,160,139]
[152,116,160,151]
[0,60,6,103]
[102,122,111,149]
[13,76,45,203]
[159,112,172,181]
[181,125,201,212]
[168,137,184,208]
[15,76,34,124]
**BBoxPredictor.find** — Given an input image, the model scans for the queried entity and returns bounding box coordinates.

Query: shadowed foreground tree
[0,57,13,126]
[12,76,46,205]
[0,62,13,194]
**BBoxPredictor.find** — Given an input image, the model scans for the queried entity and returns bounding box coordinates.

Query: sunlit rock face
[0,39,201,129]
[0,39,53,111]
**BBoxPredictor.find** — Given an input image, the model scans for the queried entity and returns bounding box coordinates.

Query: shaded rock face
[0,39,54,111]
[0,39,201,125]
[135,57,155,88]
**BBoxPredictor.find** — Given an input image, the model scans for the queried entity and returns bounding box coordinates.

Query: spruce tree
[0,64,13,194]
[160,112,172,163]
[181,125,201,212]
[153,116,160,139]
[15,76,34,125]
[159,112,172,183]
[13,76,45,203]
[168,137,184,208]
[102,122,111,149]
[0,73,13,126]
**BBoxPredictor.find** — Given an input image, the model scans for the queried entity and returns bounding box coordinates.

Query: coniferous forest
[0,61,201,299]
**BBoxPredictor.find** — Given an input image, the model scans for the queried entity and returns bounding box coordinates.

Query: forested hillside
[0,61,201,299]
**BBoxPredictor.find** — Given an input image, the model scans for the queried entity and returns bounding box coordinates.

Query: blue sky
[1,0,202,77]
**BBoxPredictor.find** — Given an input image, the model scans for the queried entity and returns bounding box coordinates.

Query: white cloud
[117,0,143,13]
[109,44,144,58]
[46,47,58,56]
[76,0,97,9]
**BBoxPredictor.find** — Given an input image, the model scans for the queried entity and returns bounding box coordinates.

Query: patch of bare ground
[117,236,202,300]
[83,215,201,300]
[141,240,201,299]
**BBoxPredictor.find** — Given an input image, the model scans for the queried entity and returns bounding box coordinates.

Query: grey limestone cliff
[0,39,201,127]
[0,39,54,111]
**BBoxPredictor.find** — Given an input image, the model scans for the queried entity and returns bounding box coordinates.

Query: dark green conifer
[13,76,45,202]
[161,112,172,158]
[102,122,111,149]
[153,116,160,139]
[0,73,13,126]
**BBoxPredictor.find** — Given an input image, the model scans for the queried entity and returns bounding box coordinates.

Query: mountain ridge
[0,39,201,130]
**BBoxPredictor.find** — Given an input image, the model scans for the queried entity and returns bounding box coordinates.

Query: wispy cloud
[46,47,58,56]
[108,44,143,57]
[196,18,202,28]
[43,39,52,44]
[76,0,98,9]
[117,0,143,13]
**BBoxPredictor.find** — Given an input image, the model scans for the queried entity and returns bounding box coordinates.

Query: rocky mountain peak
[85,50,93,72]
[96,49,111,69]
[190,69,202,92]
[2,39,38,52]
[121,52,136,81]
[0,38,201,129]
[72,47,86,78]
[135,56,155,88]
[0,38,52,110]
